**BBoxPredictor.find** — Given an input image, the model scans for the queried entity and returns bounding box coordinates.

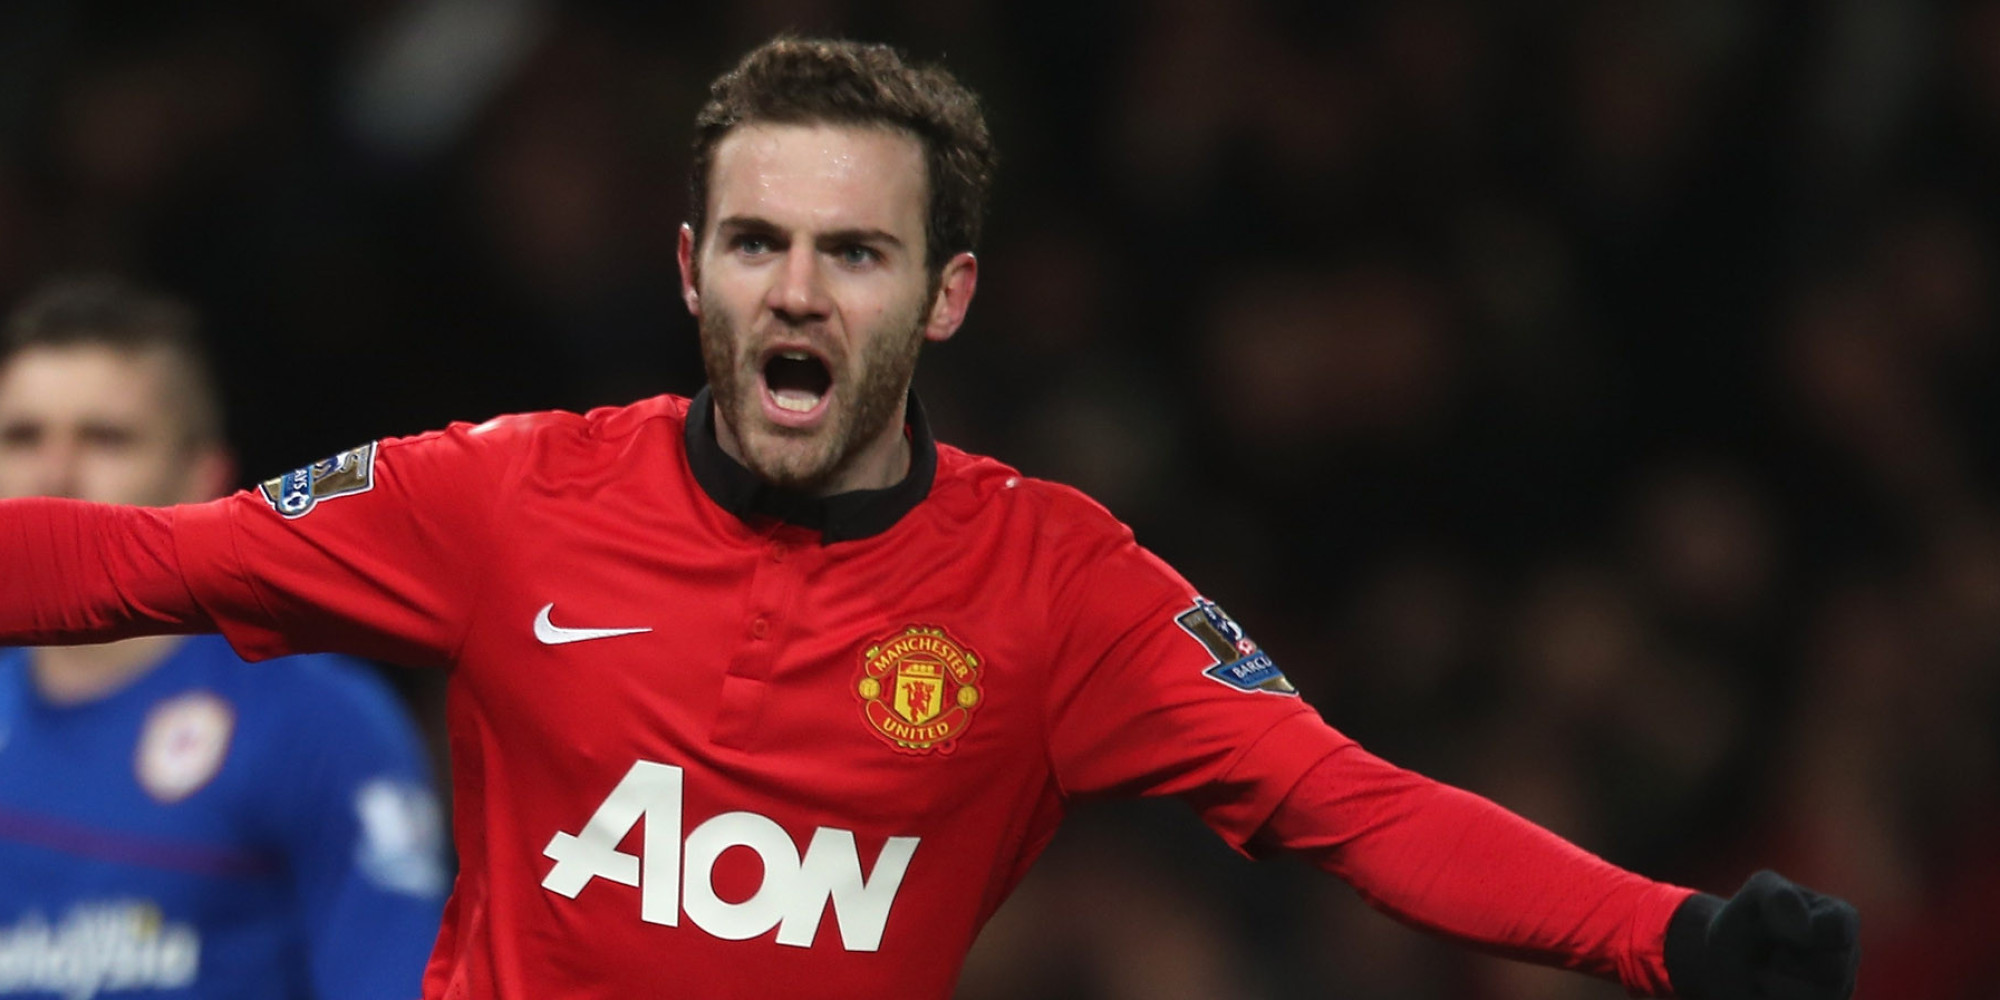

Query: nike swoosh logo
[533,604,653,645]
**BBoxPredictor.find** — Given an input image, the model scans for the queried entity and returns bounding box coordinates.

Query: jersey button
[749,617,770,639]
[770,542,788,563]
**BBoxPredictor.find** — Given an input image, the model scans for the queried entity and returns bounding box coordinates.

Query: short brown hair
[2,276,225,445]
[688,36,996,271]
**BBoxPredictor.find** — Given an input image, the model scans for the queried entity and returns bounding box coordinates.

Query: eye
[0,422,39,448]
[835,244,880,267]
[730,233,776,257]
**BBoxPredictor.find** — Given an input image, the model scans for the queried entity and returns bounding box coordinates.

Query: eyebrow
[817,228,904,250]
[714,216,906,249]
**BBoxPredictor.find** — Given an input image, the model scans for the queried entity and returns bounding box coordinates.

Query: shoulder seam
[443,426,531,670]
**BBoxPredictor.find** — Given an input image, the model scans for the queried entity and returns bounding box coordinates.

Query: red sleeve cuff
[1624,883,1700,996]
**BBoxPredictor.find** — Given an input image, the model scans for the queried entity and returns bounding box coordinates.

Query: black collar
[683,386,937,543]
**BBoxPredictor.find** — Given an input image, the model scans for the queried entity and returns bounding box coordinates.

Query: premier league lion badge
[855,625,983,755]
[259,442,377,519]
[1177,597,1297,696]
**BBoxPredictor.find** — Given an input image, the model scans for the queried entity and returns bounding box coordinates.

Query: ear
[677,223,701,316]
[181,447,238,504]
[922,251,979,344]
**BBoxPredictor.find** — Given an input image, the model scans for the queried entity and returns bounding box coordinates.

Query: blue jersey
[0,636,446,999]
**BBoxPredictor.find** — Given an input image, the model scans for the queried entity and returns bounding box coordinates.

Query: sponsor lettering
[0,903,199,999]
[541,761,918,951]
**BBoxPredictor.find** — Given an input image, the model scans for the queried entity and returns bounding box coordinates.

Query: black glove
[1664,870,1860,999]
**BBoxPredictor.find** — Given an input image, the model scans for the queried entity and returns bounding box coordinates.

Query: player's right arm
[0,418,523,665]
[0,498,212,644]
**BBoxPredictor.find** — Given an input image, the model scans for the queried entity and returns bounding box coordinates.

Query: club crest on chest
[135,690,236,803]
[854,625,983,755]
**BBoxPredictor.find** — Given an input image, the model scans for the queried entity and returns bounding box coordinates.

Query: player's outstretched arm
[1664,870,1859,1000]
[0,497,214,645]
[12,422,519,665]
[1259,743,1858,998]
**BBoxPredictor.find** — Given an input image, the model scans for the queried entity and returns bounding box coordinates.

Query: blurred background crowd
[2,1,1996,997]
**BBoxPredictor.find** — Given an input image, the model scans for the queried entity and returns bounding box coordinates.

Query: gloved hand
[1664,870,1860,999]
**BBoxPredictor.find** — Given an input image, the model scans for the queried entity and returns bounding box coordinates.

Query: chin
[744,441,842,492]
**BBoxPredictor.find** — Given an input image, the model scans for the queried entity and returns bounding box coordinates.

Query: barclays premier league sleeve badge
[1176,597,1297,696]
[258,442,378,519]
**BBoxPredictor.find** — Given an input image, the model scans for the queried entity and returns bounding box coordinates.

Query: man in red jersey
[1,37,1858,1000]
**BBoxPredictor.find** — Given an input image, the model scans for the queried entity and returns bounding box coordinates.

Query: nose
[766,244,832,324]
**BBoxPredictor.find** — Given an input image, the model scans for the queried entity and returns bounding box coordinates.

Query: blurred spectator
[0,275,447,998]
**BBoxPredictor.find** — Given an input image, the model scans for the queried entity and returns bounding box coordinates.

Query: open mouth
[762,349,832,414]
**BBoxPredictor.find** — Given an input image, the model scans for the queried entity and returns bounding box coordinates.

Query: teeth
[772,389,820,412]
[781,350,810,361]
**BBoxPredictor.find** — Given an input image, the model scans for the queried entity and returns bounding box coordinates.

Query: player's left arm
[1258,743,1860,998]
[1036,505,1856,998]
[263,660,449,1000]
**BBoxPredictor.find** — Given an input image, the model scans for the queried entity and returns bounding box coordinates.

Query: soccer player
[0,278,447,999]
[0,39,1858,1000]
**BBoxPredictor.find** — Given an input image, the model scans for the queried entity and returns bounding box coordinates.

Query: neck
[823,410,913,494]
[31,636,184,705]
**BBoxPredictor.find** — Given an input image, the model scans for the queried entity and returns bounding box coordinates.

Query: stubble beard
[699,299,926,494]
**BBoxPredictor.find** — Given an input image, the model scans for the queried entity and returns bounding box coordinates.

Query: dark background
[3,2,1997,997]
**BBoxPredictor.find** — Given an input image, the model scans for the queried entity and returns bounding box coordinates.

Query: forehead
[706,123,928,239]
[0,345,179,424]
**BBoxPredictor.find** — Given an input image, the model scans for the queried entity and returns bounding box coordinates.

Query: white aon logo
[541,761,919,951]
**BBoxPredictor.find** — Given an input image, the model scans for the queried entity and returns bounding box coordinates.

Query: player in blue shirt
[0,277,446,999]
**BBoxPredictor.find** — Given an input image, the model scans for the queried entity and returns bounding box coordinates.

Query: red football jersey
[168,391,1347,999]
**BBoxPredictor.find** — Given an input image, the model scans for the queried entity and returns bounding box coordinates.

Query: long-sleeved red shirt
[0,392,1692,997]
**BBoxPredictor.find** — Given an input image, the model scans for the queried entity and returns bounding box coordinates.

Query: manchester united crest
[855,625,982,755]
